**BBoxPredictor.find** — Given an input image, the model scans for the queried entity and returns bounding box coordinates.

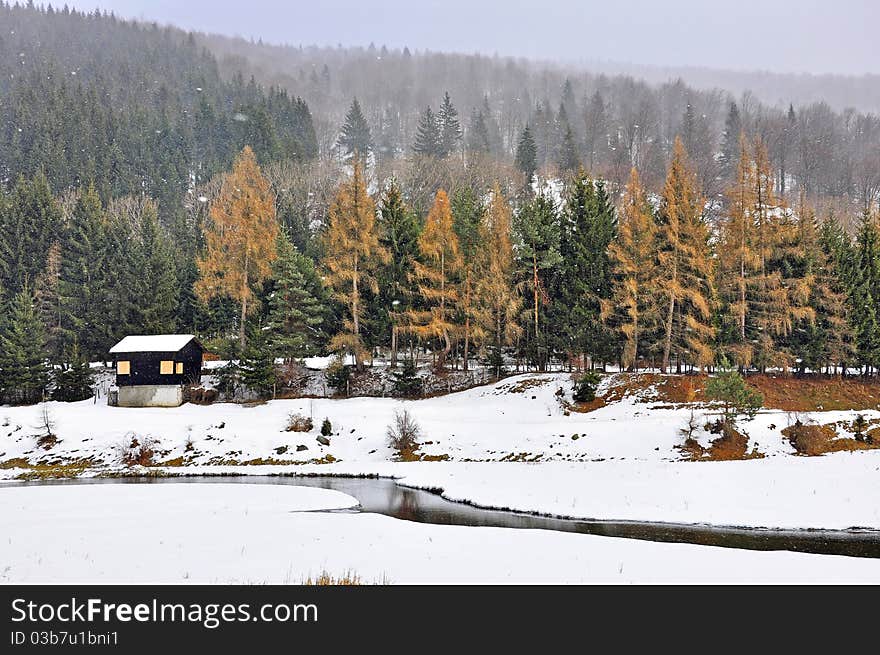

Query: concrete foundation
[117,385,183,408]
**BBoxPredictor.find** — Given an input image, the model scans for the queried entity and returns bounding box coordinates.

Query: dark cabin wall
[114,341,204,387]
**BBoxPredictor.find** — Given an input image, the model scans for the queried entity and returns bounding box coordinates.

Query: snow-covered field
[3,483,880,584]
[2,373,880,530]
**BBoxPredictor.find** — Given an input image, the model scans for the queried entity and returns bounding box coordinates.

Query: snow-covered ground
[2,373,879,530]
[3,483,879,584]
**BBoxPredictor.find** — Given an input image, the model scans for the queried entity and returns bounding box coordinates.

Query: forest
[1,3,880,405]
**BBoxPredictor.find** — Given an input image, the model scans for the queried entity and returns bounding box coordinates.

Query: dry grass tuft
[303,571,363,586]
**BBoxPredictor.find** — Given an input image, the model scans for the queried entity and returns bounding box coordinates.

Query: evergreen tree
[851,211,880,373]
[0,287,49,405]
[390,357,422,398]
[409,189,463,370]
[266,232,327,361]
[237,327,277,397]
[412,106,441,157]
[602,168,659,371]
[557,125,580,173]
[0,172,61,298]
[706,357,763,425]
[514,190,561,370]
[719,102,742,181]
[51,343,94,402]
[375,182,421,365]
[59,184,109,359]
[337,98,373,161]
[437,92,462,158]
[129,198,179,336]
[784,200,852,373]
[515,125,538,184]
[557,171,617,367]
[466,108,491,158]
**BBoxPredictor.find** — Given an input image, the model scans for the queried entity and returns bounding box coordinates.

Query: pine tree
[412,106,441,157]
[51,343,94,402]
[851,211,880,373]
[437,92,462,158]
[409,189,463,370]
[322,162,389,370]
[59,184,109,359]
[784,199,852,373]
[602,168,659,371]
[237,326,277,397]
[557,171,617,367]
[466,108,491,158]
[557,125,580,173]
[476,185,521,352]
[0,172,61,298]
[657,138,715,372]
[195,146,278,350]
[337,97,373,161]
[0,287,49,405]
[266,232,327,361]
[719,102,742,182]
[515,125,538,184]
[390,357,422,398]
[129,198,179,336]
[514,189,561,370]
[374,182,421,365]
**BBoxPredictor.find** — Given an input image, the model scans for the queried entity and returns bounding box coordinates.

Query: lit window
[175,362,183,374]
[117,360,130,375]
[160,360,174,375]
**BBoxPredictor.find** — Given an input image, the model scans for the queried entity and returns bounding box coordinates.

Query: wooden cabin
[109,334,205,407]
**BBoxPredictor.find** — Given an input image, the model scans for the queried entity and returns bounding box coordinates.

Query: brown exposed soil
[600,371,880,412]
[781,422,880,455]
[679,424,764,462]
[747,375,880,412]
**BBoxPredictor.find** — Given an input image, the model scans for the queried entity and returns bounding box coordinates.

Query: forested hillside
[0,3,316,209]
[1,4,880,406]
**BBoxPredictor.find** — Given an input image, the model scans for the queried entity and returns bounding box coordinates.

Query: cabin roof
[109,334,202,354]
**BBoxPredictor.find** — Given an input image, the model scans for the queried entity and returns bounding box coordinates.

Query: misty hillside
[199,33,880,206]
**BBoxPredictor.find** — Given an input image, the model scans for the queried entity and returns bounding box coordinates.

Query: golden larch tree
[196,146,278,350]
[322,162,388,371]
[476,185,521,350]
[409,189,463,369]
[601,168,659,371]
[657,138,716,372]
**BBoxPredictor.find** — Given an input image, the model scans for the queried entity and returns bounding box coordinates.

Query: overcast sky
[66,0,880,75]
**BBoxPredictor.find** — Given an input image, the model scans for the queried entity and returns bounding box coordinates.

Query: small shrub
[484,346,506,379]
[325,356,351,394]
[390,358,423,398]
[573,371,602,403]
[705,357,763,425]
[679,409,699,440]
[386,408,422,457]
[117,434,158,467]
[320,418,332,436]
[853,414,868,442]
[286,413,314,432]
